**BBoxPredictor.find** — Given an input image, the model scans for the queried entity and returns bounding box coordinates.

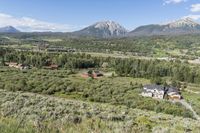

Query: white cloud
[0,13,79,32]
[190,4,200,12]
[182,14,200,20]
[163,0,187,5]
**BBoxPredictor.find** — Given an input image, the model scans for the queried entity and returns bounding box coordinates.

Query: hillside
[0,89,199,133]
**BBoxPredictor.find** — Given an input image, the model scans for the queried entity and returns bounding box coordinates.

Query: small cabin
[82,70,103,78]
[92,71,103,78]
[5,62,18,67]
[5,62,30,70]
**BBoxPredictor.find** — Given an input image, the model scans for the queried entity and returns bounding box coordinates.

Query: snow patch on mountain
[93,21,127,35]
[167,18,200,28]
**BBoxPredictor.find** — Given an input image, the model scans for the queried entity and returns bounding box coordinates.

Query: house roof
[143,84,180,94]
[86,70,102,74]
[93,70,100,74]
[142,90,154,93]
[166,86,180,94]
[6,62,18,65]
[143,84,164,91]
[50,64,58,67]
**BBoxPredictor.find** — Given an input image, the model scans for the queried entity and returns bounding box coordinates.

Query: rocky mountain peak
[167,18,200,28]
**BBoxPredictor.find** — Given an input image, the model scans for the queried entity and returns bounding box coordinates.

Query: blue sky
[0,0,200,32]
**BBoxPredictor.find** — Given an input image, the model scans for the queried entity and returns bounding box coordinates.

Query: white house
[142,84,165,99]
[142,84,182,100]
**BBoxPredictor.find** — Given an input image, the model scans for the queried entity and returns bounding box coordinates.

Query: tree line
[113,58,200,84]
[1,49,200,84]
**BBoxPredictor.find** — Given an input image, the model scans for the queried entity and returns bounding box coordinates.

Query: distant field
[1,34,200,60]
[42,38,63,42]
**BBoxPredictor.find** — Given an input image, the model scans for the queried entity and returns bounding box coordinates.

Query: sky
[0,0,200,32]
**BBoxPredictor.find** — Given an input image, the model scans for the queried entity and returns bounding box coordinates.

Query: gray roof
[166,86,180,94]
[143,84,180,94]
[143,84,164,91]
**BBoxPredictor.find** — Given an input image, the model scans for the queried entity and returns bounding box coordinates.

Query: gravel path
[179,100,200,121]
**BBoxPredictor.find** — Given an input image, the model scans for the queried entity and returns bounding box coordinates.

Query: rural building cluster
[5,62,30,70]
[142,84,182,100]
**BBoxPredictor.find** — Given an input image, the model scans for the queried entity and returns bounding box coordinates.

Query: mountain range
[1,18,200,37]
[129,18,200,36]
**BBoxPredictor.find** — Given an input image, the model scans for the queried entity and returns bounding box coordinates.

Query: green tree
[1,56,5,66]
